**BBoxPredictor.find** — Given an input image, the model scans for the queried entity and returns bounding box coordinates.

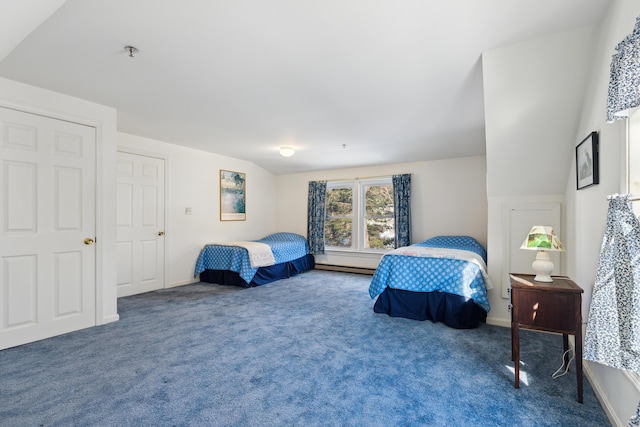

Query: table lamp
[520,225,565,282]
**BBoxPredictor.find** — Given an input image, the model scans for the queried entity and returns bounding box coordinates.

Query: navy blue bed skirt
[373,288,487,329]
[199,254,315,287]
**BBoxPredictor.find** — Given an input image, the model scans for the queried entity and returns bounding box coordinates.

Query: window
[362,180,394,250]
[325,182,354,248]
[324,178,394,252]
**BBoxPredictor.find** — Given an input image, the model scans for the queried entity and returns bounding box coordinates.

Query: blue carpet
[0,270,609,426]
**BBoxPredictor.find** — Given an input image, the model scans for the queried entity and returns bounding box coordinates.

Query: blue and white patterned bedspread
[194,232,310,283]
[369,236,491,312]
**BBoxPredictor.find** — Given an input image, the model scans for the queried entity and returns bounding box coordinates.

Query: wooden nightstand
[510,273,584,403]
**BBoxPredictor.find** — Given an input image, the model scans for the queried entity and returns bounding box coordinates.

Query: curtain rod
[323,173,409,182]
[606,194,640,202]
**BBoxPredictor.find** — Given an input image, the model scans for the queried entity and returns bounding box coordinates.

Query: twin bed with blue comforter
[195,232,487,328]
[369,235,492,329]
[195,232,314,287]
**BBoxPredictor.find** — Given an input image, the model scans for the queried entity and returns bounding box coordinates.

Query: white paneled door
[0,107,96,350]
[117,152,165,297]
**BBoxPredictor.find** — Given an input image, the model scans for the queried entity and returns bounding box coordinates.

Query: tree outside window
[324,178,395,252]
[324,185,353,248]
[363,183,394,250]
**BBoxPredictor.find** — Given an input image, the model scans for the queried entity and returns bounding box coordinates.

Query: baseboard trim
[486,317,510,328]
[584,362,623,427]
[168,280,199,288]
[100,314,120,325]
[314,264,376,275]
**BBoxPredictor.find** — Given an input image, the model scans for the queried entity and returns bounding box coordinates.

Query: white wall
[484,1,640,424]
[117,133,278,287]
[275,155,488,269]
[567,1,640,425]
[483,25,596,198]
[482,25,598,326]
[0,76,119,325]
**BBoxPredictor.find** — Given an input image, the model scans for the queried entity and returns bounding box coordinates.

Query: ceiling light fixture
[280,147,295,157]
[124,45,139,58]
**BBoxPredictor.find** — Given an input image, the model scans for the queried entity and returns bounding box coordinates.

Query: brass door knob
[84,238,95,245]
[158,231,165,236]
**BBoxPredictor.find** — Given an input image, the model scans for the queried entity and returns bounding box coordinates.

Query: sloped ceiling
[0,0,611,174]
[0,0,67,62]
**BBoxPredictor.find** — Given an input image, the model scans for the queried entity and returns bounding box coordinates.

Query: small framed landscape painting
[576,131,599,190]
[220,170,246,221]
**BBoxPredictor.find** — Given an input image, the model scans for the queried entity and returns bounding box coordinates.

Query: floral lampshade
[520,225,565,252]
[520,226,564,282]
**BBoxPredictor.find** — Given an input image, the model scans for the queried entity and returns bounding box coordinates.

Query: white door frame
[117,147,168,293]
[0,106,98,349]
[0,100,109,326]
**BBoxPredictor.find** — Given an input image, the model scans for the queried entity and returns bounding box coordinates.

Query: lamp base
[532,250,554,282]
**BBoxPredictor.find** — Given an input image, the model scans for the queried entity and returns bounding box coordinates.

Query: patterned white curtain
[584,194,640,371]
[307,181,327,255]
[607,16,640,123]
[603,15,640,426]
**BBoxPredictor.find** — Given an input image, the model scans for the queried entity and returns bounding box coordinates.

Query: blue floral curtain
[392,174,411,248]
[584,194,640,371]
[607,16,640,123]
[307,181,327,255]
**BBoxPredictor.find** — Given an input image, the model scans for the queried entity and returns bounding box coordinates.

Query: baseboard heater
[314,264,376,275]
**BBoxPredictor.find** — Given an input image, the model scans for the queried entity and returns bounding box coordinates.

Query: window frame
[324,180,355,250]
[324,177,394,253]
[359,178,394,253]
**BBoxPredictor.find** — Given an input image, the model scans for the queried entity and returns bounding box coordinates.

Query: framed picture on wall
[220,170,246,221]
[576,131,599,190]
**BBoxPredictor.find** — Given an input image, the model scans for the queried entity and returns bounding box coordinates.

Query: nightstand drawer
[514,288,578,332]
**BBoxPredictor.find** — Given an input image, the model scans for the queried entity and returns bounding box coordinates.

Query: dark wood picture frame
[576,131,599,190]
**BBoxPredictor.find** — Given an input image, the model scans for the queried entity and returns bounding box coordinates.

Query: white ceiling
[0,0,610,175]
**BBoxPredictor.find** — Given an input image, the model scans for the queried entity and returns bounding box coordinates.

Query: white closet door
[117,152,165,297]
[0,107,96,350]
